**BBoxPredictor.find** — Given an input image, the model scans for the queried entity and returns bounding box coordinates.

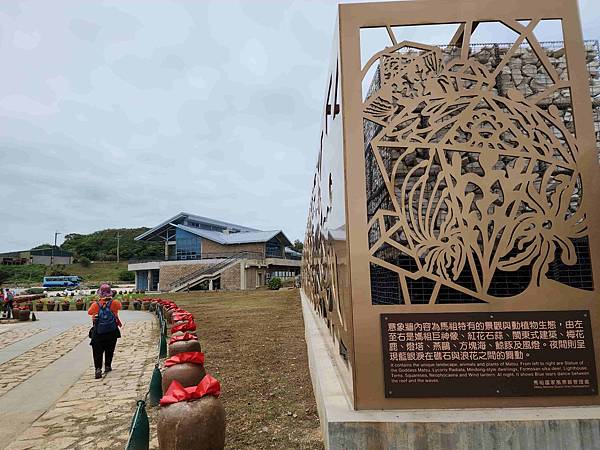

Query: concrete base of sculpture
[301,290,600,450]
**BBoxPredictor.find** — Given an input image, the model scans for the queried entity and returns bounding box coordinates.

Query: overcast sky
[0,0,598,252]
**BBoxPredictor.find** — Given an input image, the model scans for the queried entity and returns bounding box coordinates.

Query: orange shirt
[88,299,122,326]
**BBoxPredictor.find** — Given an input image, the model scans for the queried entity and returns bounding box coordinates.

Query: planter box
[46,303,56,311]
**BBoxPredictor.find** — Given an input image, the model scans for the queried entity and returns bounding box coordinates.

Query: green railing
[125,304,167,450]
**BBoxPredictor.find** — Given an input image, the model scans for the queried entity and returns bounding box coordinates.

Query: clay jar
[171,330,197,338]
[157,396,226,450]
[162,364,206,393]
[168,339,202,358]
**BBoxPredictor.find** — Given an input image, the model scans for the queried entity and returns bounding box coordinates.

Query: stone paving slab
[0,327,43,350]
[0,311,151,365]
[0,325,89,397]
[6,318,159,450]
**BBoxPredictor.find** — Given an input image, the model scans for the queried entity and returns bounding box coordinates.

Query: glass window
[176,228,201,260]
[266,238,283,258]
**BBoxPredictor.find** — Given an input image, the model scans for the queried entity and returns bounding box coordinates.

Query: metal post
[116,233,121,263]
[51,231,61,266]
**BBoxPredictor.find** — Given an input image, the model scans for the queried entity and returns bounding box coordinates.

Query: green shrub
[268,277,282,290]
[78,256,91,267]
[26,288,44,294]
[119,270,135,282]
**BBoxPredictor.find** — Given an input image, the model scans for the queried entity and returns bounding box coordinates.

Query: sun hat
[97,283,113,299]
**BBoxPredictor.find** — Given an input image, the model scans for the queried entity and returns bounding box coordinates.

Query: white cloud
[0,0,598,252]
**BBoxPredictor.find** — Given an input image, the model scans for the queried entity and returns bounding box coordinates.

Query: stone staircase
[168,252,261,292]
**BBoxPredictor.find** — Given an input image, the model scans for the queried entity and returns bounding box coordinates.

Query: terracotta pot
[18,309,30,321]
[157,396,226,450]
[171,331,198,339]
[75,302,84,311]
[35,303,44,311]
[168,339,202,358]
[162,364,206,393]
[46,302,55,311]
[61,302,70,311]
[165,308,174,324]
[122,301,130,310]
[142,302,151,311]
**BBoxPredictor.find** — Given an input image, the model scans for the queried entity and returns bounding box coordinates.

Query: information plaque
[381,311,598,398]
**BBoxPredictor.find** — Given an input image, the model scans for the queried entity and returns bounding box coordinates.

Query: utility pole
[116,232,121,263]
[51,231,61,266]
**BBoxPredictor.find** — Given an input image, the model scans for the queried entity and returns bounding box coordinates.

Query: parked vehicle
[42,276,81,288]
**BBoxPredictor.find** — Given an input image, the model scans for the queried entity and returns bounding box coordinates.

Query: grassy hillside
[0,262,131,287]
[61,227,162,261]
[63,262,129,283]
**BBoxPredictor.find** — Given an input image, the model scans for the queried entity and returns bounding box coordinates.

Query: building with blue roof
[128,212,301,292]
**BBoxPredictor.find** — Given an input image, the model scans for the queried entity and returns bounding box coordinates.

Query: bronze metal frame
[303,0,600,410]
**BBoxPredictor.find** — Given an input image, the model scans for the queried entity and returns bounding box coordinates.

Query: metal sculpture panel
[302,24,354,395]
[303,0,600,410]
[363,29,593,305]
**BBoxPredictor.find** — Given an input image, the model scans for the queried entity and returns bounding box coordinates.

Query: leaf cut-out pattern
[364,36,592,304]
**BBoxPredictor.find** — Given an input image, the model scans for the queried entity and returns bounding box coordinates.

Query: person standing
[3,288,14,319]
[88,283,122,379]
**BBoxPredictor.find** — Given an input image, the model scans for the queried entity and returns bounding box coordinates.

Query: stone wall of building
[221,263,241,290]
[159,262,212,291]
[201,240,265,258]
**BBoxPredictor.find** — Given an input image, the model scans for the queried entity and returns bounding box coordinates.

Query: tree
[31,244,53,250]
[292,239,304,253]
[60,228,162,261]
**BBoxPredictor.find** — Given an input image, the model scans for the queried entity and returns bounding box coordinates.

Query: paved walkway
[0,311,158,450]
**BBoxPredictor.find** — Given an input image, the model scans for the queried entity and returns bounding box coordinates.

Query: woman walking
[88,284,122,379]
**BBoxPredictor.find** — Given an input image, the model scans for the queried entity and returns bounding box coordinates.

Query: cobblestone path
[6,319,159,450]
[0,325,88,397]
[0,327,43,350]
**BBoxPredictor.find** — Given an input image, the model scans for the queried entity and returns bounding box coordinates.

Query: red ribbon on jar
[164,351,205,367]
[168,332,197,345]
[172,312,194,322]
[159,374,221,405]
[171,321,196,333]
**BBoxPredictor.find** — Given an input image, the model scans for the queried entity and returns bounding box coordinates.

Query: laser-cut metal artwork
[303,0,600,410]
[363,30,592,304]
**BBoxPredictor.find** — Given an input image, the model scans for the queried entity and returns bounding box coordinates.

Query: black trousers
[92,337,118,370]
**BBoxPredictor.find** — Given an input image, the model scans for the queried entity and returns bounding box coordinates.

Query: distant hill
[60,227,162,262]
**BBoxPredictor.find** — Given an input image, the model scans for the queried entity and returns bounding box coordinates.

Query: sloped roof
[173,224,292,246]
[135,212,259,241]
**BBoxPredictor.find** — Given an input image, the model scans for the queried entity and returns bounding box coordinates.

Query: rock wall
[159,262,213,291]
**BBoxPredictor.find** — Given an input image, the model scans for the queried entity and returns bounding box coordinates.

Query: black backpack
[95,300,118,335]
